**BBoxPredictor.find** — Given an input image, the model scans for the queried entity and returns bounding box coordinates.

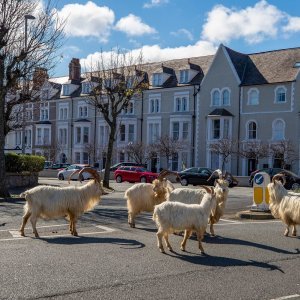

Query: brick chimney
[69,58,81,82]
[33,67,49,89]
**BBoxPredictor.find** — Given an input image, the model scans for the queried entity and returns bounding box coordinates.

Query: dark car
[249,168,300,190]
[114,166,158,183]
[178,167,237,188]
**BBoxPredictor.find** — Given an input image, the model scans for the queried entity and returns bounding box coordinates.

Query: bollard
[251,171,270,212]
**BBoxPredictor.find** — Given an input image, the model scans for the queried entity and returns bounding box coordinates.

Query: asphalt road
[0,179,299,300]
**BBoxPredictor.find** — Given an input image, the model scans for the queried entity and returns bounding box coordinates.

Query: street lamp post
[21,14,35,154]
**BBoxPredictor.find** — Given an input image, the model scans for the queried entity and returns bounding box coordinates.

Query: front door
[248,159,256,176]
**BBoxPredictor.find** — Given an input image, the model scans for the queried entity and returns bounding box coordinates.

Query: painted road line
[0,224,69,232]
[216,220,281,226]
[1,224,117,242]
[219,219,241,223]
[270,294,300,300]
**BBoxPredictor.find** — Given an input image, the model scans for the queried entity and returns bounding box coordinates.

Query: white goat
[153,186,216,253]
[167,169,230,236]
[267,173,300,237]
[125,170,178,228]
[20,168,105,238]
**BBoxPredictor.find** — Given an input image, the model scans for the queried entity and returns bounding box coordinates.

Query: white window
[82,83,91,94]
[171,153,179,171]
[248,89,259,105]
[272,119,285,140]
[83,152,89,164]
[212,119,220,139]
[99,125,109,145]
[59,104,68,120]
[120,124,126,142]
[75,152,80,164]
[75,127,81,144]
[223,119,229,139]
[123,101,134,114]
[15,131,22,146]
[25,103,33,121]
[172,122,179,140]
[212,90,220,106]
[128,124,135,142]
[182,122,189,140]
[247,121,257,140]
[24,129,32,147]
[40,102,49,121]
[83,127,89,144]
[62,85,69,96]
[78,104,88,118]
[149,123,160,143]
[222,89,230,106]
[149,98,160,113]
[152,73,162,86]
[36,127,51,145]
[174,95,188,112]
[275,86,286,103]
[59,128,67,145]
[179,70,189,83]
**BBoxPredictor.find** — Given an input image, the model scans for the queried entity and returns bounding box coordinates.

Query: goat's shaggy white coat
[20,177,104,237]
[167,179,229,236]
[125,179,175,228]
[267,179,300,236]
[153,189,216,253]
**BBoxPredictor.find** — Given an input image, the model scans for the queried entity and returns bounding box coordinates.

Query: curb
[236,210,274,220]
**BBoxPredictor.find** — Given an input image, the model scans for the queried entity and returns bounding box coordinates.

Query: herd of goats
[19,167,300,254]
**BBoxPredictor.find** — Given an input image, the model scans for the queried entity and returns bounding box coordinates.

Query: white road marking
[270,294,300,300]
[219,218,240,223]
[0,224,68,232]
[1,224,117,242]
[216,220,281,226]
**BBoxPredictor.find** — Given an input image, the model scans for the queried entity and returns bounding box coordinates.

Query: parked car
[51,163,70,170]
[114,166,158,183]
[102,162,147,173]
[178,167,238,188]
[57,164,93,181]
[249,168,300,190]
[44,161,53,169]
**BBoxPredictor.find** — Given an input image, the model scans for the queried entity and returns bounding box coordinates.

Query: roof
[208,108,234,117]
[225,46,300,86]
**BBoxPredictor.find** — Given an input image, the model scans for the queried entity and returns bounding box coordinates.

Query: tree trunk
[103,123,116,188]
[0,62,10,198]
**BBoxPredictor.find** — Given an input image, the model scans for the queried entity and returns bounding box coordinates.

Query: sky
[48,0,300,77]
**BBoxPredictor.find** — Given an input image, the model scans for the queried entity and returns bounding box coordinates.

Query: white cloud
[201,0,285,44]
[80,41,216,70]
[171,29,194,41]
[56,1,115,43]
[143,0,169,9]
[283,16,300,33]
[115,14,157,36]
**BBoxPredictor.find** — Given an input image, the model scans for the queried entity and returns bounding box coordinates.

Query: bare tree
[154,135,186,170]
[0,0,65,197]
[87,49,148,187]
[209,139,238,172]
[37,139,63,163]
[270,140,296,169]
[239,141,269,170]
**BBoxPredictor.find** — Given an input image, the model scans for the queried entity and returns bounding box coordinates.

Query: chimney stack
[33,67,49,89]
[69,58,81,82]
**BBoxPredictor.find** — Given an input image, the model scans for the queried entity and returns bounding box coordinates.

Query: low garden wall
[6,172,38,188]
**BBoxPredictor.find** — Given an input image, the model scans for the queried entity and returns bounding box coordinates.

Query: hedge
[5,153,45,173]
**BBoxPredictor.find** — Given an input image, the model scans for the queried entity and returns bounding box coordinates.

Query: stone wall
[6,172,38,188]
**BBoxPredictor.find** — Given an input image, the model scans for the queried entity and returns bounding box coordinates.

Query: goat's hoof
[167,247,173,251]
[284,231,289,236]
[20,231,25,237]
[180,247,186,252]
[292,232,297,237]
[73,232,78,236]
[159,248,165,253]
[34,234,40,238]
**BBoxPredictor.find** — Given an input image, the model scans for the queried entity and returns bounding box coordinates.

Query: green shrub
[5,153,45,173]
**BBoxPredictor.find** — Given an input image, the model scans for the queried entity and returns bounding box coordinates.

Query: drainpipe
[192,84,201,166]
[93,104,97,165]
[70,97,73,163]
[140,92,144,143]
[237,85,241,175]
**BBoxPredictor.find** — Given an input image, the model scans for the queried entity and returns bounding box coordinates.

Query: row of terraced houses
[5,44,300,176]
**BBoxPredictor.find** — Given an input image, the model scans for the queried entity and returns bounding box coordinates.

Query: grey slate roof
[208,108,234,117]
[225,46,300,86]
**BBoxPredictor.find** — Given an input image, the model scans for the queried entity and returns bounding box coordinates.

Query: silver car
[57,164,94,181]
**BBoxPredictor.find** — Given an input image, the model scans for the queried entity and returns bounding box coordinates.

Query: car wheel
[181,178,188,186]
[58,174,64,180]
[116,175,122,183]
[291,183,300,191]
[140,176,147,183]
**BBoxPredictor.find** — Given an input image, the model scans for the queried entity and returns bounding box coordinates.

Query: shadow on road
[165,251,285,273]
[40,236,145,249]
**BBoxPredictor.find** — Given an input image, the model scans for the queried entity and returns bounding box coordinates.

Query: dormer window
[82,83,91,94]
[152,73,162,87]
[62,84,70,96]
[179,70,189,83]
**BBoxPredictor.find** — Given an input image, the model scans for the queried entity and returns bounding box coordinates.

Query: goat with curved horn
[272,173,286,185]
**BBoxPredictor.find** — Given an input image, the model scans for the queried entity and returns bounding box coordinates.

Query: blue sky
[50,0,300,77]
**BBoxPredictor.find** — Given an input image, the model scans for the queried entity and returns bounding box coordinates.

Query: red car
[114,166,158,183]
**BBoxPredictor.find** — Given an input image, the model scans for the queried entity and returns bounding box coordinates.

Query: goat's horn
[272,173,286,185]
[207,169,222,182]
[199,185,212,194]
[68,169,81,184]
[78,167,101,182]
[157,169,171,180]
